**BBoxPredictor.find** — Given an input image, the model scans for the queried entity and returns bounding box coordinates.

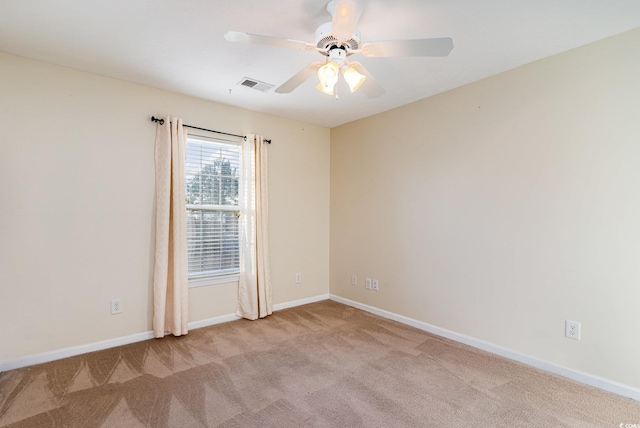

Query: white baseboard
[6,292,636,402]
[187,313,242,330]
[0,331,156,373]
[0,294,330,373]
[273,293,330,311]
[330,294,640,402]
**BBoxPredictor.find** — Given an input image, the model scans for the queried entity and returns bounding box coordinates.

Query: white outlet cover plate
[565,320,581,340]
[111,299,123,314]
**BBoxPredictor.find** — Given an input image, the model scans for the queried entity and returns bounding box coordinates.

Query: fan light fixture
[225,0,455,99]
[316,48,366,96]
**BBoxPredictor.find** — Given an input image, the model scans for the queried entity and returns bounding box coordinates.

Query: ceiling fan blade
[224,31,315,51]
[330,0,364,43]
[349,62,385,98]
[275,62,324,94]
[361,38,454,57]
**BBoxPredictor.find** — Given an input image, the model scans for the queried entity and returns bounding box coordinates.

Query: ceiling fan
[224,0,453,98]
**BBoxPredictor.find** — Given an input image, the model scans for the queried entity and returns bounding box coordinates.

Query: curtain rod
[150,116,271,144]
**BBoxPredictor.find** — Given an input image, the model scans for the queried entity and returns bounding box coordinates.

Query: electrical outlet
[565,320,580,340]
[351,275,357,286]
[372,279,379,291]
[295,273,302,284]
[366,278,372,290]
[111,299,123,315]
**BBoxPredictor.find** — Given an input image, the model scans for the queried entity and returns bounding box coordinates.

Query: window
[185,135,241,286]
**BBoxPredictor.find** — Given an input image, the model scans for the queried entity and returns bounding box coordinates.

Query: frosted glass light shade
[342,66,366,92]
[316,81,335,95]
[318,61,339,86]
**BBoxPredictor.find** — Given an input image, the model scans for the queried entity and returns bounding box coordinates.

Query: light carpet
[1,300,638,427]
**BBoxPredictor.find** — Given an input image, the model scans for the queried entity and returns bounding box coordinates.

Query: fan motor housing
[315,21,360,55]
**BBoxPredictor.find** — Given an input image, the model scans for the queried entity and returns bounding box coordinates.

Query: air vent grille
[237,78,274,92]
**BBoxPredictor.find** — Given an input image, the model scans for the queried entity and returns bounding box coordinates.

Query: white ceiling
[2,1,640,128]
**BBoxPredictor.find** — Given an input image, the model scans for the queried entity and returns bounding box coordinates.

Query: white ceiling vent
[238,77,274,92]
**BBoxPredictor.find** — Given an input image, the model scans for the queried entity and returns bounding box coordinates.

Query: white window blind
[185,135,241,284]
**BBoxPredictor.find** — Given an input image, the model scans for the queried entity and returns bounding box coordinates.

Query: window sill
[188,274,240,288]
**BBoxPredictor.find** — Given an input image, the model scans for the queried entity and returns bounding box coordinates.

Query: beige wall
[331,28,640,389]
[0,52,330,362]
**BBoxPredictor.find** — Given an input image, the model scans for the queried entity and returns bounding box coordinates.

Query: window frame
[185,133,242,288]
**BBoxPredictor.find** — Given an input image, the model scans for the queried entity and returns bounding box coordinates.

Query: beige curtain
[236,134,272,320]
[152,116,188,338]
